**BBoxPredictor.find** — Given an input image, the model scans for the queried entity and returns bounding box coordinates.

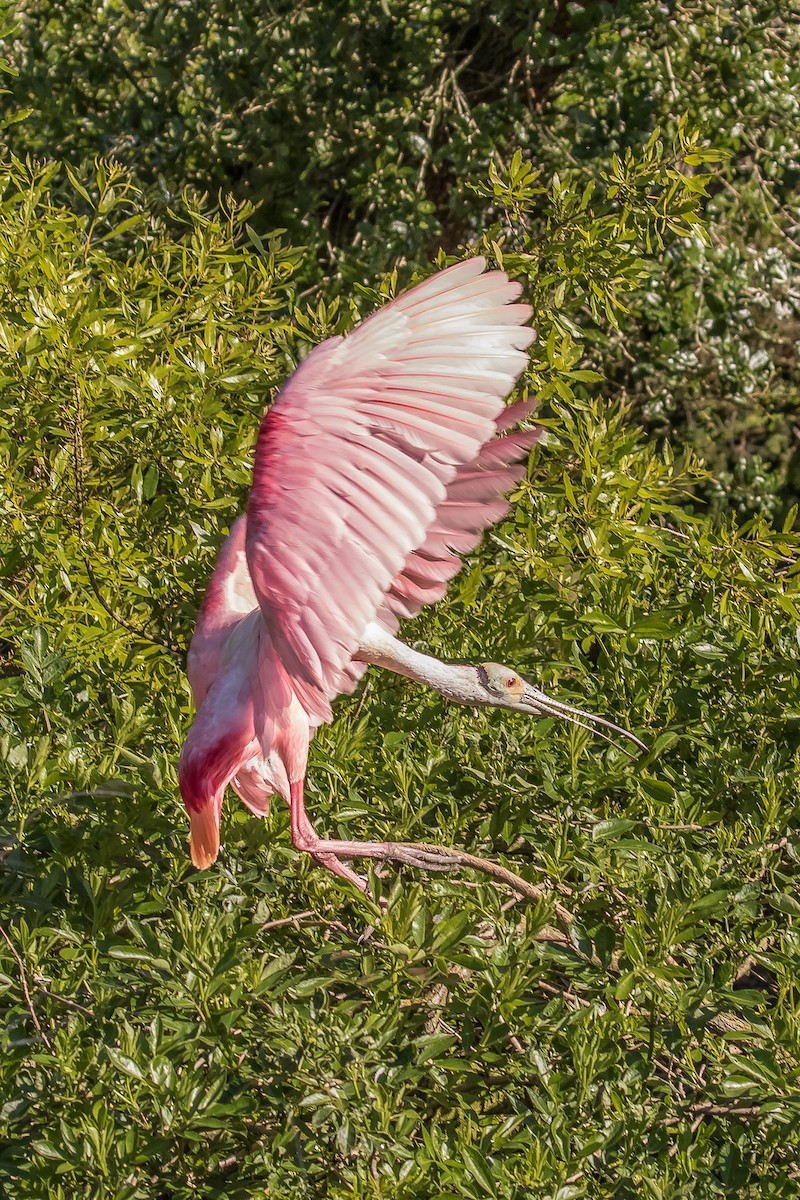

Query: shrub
[4,0,800,509]
[1,137,799,1194]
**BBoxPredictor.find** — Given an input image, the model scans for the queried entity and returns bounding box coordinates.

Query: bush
[4,0,800,510]
[1,138,800,1195]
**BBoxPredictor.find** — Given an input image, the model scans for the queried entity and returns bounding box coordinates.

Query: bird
[179,256,646,892]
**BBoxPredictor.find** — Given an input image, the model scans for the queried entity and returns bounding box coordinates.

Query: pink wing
[334,399,538,700]
[245,256,534,722]
[379,399,539,626]
[185,515,257,706]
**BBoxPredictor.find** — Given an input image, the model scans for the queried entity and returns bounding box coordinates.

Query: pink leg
[289,781,462,876]
[287,781,541,907]
[289,784,371,893]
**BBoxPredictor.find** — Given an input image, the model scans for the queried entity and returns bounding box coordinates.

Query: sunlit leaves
[0,51,799,1196]
[3,0,797,516]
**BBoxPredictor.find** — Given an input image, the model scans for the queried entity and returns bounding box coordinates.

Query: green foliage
[1,141,799,1197]
[0,157,304,819]
[3,0,799,509]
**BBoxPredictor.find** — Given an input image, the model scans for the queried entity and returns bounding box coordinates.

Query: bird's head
[476,662,648,757]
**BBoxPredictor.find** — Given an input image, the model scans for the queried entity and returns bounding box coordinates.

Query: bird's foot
[308,847,372,895]
[298,835,460,873]
[289,797,548,907]
[294,833,547,906]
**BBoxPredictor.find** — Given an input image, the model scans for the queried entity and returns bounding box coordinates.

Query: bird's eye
[506,677,517,688]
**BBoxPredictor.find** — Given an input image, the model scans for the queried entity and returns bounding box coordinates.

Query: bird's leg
[289,781,456,870]
[288,779,556,903]
[289,786,372,893]
[290,792,549,907]
[288,779,463,888]
[288,782,565,906]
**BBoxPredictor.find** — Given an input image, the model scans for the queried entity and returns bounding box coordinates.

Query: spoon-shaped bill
[519,683,649,758]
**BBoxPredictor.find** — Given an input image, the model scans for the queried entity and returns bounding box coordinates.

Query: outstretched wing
[245,257,534,721]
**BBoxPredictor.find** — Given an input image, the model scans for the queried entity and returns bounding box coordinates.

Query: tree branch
[0,921,52,1050]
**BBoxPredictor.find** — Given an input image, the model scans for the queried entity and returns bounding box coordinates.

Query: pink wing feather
[244,256,535,721]
[378,400,540,626]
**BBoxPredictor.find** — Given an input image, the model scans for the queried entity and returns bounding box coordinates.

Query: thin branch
[663,46,679,101]
[0,577,35,629]
[259,910,316,932]
[734,935,776,984]
[32,977,94,1018]
[762,837,790,854]
[0,921,52,1050]
[645,820,715,833]
[662,1101,765,1126]
[81,553,181,655]
[537,978,591,1008]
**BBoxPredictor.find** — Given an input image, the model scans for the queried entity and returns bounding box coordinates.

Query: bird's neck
[355,622,483,705]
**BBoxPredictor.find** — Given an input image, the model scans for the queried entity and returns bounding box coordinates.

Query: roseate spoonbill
[179,256,646,890]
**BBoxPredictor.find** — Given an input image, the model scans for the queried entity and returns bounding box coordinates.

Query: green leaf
[106,1049,145,1082]
[142,463,159,500]
[592,818,637,840]
[767,893,800,917]
[629,613,678,639]
[582,610,625,634]
[462,1147,498,1197]
[431,912,471,954]
[64,163,92,204]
